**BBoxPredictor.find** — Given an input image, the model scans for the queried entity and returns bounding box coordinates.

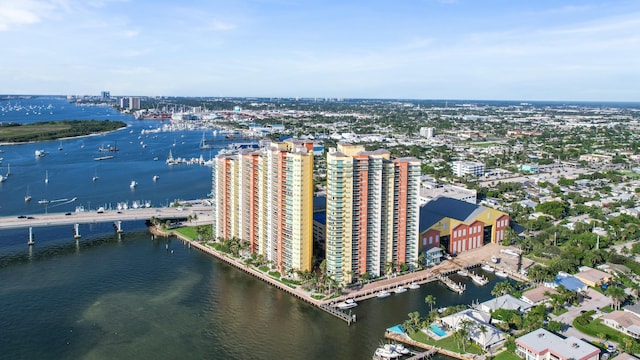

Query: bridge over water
[0,205,212,236]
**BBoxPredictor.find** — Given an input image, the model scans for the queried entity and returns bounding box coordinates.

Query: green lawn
[573,318,640,352]
[493,351,521,360]
[173,227,197,240]
[409,330,482,355]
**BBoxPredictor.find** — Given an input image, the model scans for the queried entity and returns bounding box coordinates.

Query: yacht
[394,286,407,294]
[377,290,391,299]
[152,175,159,182]
[408,282,420,290]
[35,149,45,157]
[130,180,138,188]
[481,264,495,272]
[336,298,358,310]
[394,344,410,355]
[374,344,401,359]
[495,270,508,278]
[457,269,469,277]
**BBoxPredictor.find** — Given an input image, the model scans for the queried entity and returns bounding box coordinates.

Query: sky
[0,0,639,101]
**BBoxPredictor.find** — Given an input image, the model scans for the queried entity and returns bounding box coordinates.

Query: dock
[406,347,439,360]
[438,274,465,294]
[468,271,488,286]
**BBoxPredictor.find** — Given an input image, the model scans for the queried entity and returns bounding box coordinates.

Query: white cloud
[0,0,55,31]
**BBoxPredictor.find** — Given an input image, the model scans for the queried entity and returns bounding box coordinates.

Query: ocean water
[0,97,510,359]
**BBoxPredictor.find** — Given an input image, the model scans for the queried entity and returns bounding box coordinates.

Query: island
[0,120,127,143]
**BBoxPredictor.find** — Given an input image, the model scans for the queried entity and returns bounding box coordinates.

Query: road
[0,205,213,230]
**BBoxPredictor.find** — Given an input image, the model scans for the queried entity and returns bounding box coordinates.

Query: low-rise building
[440,309,506,350]
[521,286,558,306]
[573,266,612,287]
[451,160,485,177]
[423,246,443,267]
[419,197,510,255]
[601,311,640,339]
[515,328,600,360]
[478,294,532,314]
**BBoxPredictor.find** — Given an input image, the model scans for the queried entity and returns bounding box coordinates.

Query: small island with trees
[0,120,127,143]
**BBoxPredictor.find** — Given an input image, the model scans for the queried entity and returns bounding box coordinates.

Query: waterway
[0,97,513,359]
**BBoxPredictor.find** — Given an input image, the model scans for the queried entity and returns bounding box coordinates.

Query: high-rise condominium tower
[326,143,420,285]
[211,140,314,273]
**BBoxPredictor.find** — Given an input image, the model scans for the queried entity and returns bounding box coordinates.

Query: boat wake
[46,197,78,208]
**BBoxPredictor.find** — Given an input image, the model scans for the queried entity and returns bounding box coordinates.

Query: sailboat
[44,170,49,184]
[24,186,31,202]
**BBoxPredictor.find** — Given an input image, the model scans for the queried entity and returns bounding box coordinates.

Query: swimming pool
[430,324,447,337]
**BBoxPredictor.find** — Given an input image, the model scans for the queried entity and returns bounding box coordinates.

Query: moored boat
[336,298,358,309]
[377,290,391,299]
[394,286,407,294]
[408,282,420,290]
[481,264,495,272]
[457,269,469,277]
[495,270,508,278]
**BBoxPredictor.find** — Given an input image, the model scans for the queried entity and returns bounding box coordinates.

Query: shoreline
[0,122,130,146]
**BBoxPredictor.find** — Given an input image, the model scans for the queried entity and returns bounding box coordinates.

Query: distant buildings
[119,96,140,110]
[451,160,484,177]
[419,127,434,138]
[325,143,421,285]
[101,91,110,100]
[211,140,315,273]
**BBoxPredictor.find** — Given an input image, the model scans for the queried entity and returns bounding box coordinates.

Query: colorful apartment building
[326,143,420,285]
[211,140,314,273]
[419,197,509,254]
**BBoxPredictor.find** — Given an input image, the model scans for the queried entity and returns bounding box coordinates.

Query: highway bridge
[0,206,213,231]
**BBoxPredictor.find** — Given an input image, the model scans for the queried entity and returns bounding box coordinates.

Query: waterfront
[0,98,513,359]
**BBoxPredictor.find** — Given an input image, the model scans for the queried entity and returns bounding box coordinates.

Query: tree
[606,285,627,310]
[425,295,436,313]
[491,280,515,297]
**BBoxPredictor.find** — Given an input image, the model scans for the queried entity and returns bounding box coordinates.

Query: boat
[0,174,5,183]
[394,286,407,294]
[38,199,49,205]
[152,175,159,182]
[394,344,410,355]
[377,290,391,299]
[130,180,138,189]
[469,271,489,286]
[93,155,114,161]
[457,269,469,277]
[336,298,358,310]
[495,270,508,278]
[35,149,46,157]
[373,344,402,359]
[92,169,99,182]
[58,141,63,151]
[44,170,48,184]
[408,282,420,290]
[481,264,495,272]
[491,255,499,263]
[24,186,31,202]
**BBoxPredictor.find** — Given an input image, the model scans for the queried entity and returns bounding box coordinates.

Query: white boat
[394,286,407,294]
[457,269,469,277]
[495,270,508,278]
[35,149,45,157]
[336,298,358,310]
[0,174,5,183]
[44,170,48,184]
[130,180,137,188]
[394,344,410,355]
[491,255,499,263]
[481,264,495,272]
[374,344,402,359]
[152,175,159,182]
[408,282,420,290]
[24,186,31,202]
[377,290,391,298]
[92,169,99,182]
[38,199,49,205]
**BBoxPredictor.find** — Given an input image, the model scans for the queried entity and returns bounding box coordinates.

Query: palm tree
[606,285,627,310]
[491,280,515,297]
[478,325,488,350]
[425,295,437,313]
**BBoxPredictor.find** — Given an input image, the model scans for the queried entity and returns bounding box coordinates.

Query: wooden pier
[438,274,465,294]
[406,347,439,360]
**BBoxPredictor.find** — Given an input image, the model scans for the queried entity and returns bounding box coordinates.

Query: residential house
[439,309,506,350]
[521,286,559,306]
[515,328,600,360]
[478,294,532,314]
[573,267,613,288]
[601,311,640,339]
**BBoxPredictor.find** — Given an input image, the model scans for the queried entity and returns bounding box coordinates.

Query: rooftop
[516,328,599,360]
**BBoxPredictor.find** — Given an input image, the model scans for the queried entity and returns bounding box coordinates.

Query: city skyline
[1,0,639,102]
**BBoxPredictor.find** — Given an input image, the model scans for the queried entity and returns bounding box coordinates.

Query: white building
[451,161,484,177]
[515,328,600,360]
[420,127,434,138]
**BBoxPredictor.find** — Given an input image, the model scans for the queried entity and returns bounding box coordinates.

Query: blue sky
[1,0,638,101]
